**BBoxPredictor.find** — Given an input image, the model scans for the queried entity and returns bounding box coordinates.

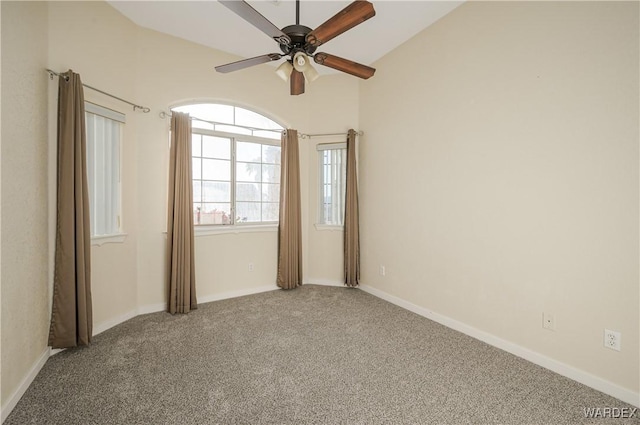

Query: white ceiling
[108,1,463,74]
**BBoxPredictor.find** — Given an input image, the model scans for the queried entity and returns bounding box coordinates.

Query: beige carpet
[6,285,639,424]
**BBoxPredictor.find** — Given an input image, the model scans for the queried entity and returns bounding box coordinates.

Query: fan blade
[290,69,305,95]
[314,53,375,79]
[215,54,282,73]
[219,0,291,45]
[306,0,375,47]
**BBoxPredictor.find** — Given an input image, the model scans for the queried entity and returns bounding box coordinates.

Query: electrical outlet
[379,265,386,276]
[604,329,621,351]
[248,263,254,272]
[542,312,555,331]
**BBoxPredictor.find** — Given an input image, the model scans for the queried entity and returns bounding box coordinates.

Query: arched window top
[172,103,284,140]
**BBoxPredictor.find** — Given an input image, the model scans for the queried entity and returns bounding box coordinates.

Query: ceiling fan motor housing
[279,25,317,57]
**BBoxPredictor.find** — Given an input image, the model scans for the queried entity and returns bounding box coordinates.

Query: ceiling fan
[215,0,376,95]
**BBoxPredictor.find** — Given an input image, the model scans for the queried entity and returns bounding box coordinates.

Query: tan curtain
[48,70,93,348]
[344,129,360,287]
[166,112,197,314]
[277,129,302,290]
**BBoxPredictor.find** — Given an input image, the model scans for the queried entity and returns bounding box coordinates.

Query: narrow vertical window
[85,102,123,237]
[317,143,347,226]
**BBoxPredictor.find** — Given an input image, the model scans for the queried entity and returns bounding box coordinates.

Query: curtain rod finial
[133,105,151,113]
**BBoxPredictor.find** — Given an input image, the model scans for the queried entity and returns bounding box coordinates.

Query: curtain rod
[46,69,151,113]
[159,111,362,139]
[299,131,363,139]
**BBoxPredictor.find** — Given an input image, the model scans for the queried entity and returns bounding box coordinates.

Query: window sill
[314,224,344,231]
[91,233,127,246]
[194,224,278,237]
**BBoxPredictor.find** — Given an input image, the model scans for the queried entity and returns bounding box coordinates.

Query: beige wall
[1,0,50,405]
[133,27,359,307]
[47,1,140,328]
[2,0,356,411]
[305,137,349,285]
[359,1,639,392]
[1,0,3,405]
[2,0,638,412]
[43,0,357,319]
[301,79,361,286]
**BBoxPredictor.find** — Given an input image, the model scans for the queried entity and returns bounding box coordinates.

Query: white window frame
[85,102,127,246]
[316,142,347,230]
[171,103,285,236]
[191,127,281,234]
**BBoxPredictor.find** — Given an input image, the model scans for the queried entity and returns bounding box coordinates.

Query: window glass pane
[192,120,214,131]
[236,202,261,222]
[323,202,331,222]
[236,162,261,182]
[193,181,202,203]
[262,203,279,221]
[318,148,346,225]
[174,103,234,125]
[202,135,230,159]
[262,145,281,164]
[262,164,280,183]
[202,158,230,181]
[200,203,231,225]
[110,123,121,234]
[237,141,262,162]
[253,130,282,140]
[262,183,279,202]
[85,111,121,237]
[235,107,283,130]
[192,158,202,180]
[203,181,230,202]
[192,134,201,157]
[86,115,96,234]
[236,183,261,202]
[215,124,252,135]
[193,203,202,225]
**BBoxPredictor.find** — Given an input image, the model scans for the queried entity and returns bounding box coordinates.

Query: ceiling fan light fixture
[275,60,293,81]
[292,52,319,82]
[292,52,309,72]
[303,63,319,83]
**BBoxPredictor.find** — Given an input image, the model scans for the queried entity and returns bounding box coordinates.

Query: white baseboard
[359,284,640,408]
[198,284,278,304]
[306,279,346,287]
[137,302,165,316]
[93,309,138,336]
[137,285,280,316]
[11,283,634,424]
[2,284,280,423]
[49,309,141,359]
[1,347,50,423]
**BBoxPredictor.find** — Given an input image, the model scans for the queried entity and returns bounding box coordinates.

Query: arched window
[172,103,284,226]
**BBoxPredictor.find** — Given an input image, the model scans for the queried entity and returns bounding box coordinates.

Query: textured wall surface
[1,0,50,406]
[360,1,639,393]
